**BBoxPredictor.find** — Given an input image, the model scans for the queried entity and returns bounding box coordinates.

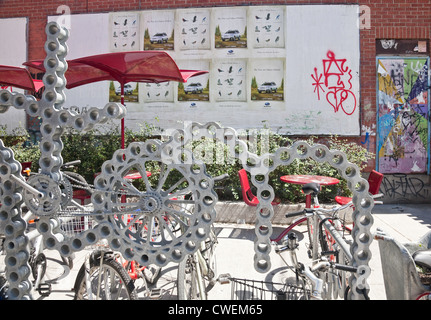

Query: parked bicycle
[73,241,138,300]
[177,173,228,300]
[73,192,184,300]
[223,181,372,300]
[0,160,83,299]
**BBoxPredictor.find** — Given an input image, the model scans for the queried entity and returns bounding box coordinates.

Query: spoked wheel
[177,225,218,300]
[74,252,137,300]
[92,140,218,268]
[178,253,203,300]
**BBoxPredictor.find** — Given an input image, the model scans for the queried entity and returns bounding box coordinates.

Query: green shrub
[187,130,373,203]
[2,123,373,204]
[0,125,40,172]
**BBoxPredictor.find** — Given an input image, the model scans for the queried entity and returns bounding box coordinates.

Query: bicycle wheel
[177,253,204,300]
[416,292,431,300]
[73,251,137,300]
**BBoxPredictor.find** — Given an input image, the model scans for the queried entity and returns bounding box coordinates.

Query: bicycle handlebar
[311,261,358,273]
[285,210,307,218]
[62,160,81,168]
[213,173,229,182]
[333,263,358,273]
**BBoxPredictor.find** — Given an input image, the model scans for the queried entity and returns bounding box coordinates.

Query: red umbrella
[71,51,207,86]
[24,51,208,148]
[24,60,113,89]
[0,65,44,92]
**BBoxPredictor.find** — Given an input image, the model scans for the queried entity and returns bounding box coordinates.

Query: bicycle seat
[302,182,321,196]
[413,249,431,270]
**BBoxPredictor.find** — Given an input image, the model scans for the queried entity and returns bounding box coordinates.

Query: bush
[186,129,373,203]
[2,123,373,204]
[0,125,40,172]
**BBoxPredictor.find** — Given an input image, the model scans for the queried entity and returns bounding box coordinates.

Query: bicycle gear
[24,174,62,216]
[92,139,218,267]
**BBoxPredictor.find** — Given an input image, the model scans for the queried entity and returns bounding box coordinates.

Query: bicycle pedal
[218,273,231,285]
[37,283,51,296]
[148,288,162,299]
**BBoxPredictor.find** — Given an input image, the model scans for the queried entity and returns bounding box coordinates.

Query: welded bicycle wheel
[92,140,218,267]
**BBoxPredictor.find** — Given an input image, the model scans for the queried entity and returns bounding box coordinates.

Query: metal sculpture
[0,22,374,300]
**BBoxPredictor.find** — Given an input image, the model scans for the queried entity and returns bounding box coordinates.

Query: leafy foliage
[2,123,373,204]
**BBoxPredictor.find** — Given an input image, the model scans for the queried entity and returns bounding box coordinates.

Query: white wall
[0,17,28,133]
[46,5,360,135]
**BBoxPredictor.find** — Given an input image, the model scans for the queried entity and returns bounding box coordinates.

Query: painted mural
[377,57,429,174]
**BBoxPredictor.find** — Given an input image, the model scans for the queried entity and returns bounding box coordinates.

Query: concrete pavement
[19,203,431,300]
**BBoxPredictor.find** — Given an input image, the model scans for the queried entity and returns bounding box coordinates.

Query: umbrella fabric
[71,51,207,85]
[0,65,40,92]
[24,51,208,149]
[24,60,113,89]
[24,52,207,89]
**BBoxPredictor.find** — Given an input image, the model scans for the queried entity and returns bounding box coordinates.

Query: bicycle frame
[276,189,358,300]
[310,209,353,263]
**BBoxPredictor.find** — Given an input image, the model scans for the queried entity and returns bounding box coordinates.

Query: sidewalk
[28,202,431,300]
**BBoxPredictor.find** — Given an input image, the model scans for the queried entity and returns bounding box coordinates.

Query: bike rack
[0,21,375,300]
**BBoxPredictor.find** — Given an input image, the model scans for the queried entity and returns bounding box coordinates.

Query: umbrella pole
[121,84,125,149]
[121,84,126,203]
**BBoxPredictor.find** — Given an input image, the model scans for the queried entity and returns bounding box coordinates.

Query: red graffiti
[312,51,357,115]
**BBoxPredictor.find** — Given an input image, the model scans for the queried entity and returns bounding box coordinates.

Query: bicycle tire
[177,254,202,300]
[73,251,137,300]
[177,230,217,300]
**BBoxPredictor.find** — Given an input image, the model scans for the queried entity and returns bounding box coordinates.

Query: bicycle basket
[229,277,310,300]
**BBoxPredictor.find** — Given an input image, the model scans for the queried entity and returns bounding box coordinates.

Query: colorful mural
[377,57,430,174]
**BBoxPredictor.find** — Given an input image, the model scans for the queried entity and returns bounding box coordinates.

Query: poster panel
[377,57,430,174]
[0,17,28,133]
[47,5,360,136]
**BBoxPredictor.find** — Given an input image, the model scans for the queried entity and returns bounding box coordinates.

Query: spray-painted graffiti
[377,58,429,174]
[311,50,357,115]
[361,124,376,151]
[381,174,430,202]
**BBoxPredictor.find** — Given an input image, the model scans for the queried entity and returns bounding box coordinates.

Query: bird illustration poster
[143,82,175,103]
[177,9,210,50]
[214,60,247,102]
[142,10,175,51]
[250,7,284,49]
[109,12,140,52]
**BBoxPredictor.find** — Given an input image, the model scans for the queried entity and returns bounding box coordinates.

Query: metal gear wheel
[23,174,62,216]
[92,139,218,267]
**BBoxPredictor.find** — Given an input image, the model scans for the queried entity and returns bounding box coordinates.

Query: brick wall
[0,0,430,171]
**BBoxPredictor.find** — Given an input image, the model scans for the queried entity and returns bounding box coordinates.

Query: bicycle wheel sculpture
[92,139,218,267]
[0,22,374,300]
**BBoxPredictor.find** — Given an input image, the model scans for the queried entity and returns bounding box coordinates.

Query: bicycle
[73,189,185,300]
[177,222,218,300]
[0,160,81,299]
[176,173,228,300]
[274,231,358,300]
[73,242,137,300]
[273,182,380,300]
